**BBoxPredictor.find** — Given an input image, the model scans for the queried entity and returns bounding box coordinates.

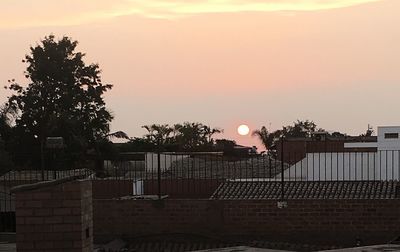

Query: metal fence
[1,150,400,231]
[95,151,400,199]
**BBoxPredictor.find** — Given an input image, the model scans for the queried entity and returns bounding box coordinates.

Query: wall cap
[11,175,87,193]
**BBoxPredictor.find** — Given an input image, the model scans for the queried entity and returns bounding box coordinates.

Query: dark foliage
[6,35,113,166]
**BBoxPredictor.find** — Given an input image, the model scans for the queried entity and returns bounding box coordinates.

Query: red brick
[53,208,71,215]
[25,200,43,208]
[72,208,82,215]
[74,241,83,248]
[16,241,34,250]
[35,241,54,249]
[52,224,73,232]
[33,192,52,200]
[17,192,33,200]
[25,217,43,225]
[34,208,52,216]
[63,200,81,207]
[23,233,44,241]
[53,240,73,249]
[62,232,82,240]
[45,232,65,241]
[63,215,81,224]
[16,209,33,217]
[45,216,63,224]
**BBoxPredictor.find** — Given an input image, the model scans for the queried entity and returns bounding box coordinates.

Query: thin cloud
[1,0,381,28]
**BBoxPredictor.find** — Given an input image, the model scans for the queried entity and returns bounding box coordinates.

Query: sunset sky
[0,0,399,150]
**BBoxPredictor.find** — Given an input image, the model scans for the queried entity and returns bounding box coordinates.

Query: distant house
[276,126,400,181]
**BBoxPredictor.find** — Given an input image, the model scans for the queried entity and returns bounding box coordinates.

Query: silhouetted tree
[251,126,274,150]
[0,103,15,173]
[253,120,324,155]
[142,124,174,146]
[174,122,222,151]
[360,124,374,137]
[6,35,113,164]
[140,122,222,151]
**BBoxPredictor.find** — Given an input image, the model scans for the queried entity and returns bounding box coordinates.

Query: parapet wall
[94,198,400,246]
[13,179,93,252]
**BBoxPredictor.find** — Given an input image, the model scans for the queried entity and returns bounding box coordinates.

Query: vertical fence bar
[312,152,315,181]
[361,152,363,181]
[398,150,400,181]
[336,152,339,181]
[280,138,284,200]
[41,139,45,181]
[348,152,351,181]
[288,152,291,182]
[386,150,389,180]
[379,151,382,180]
[374,152,376,181]
[319,152,321,181]
[269,157,272,181]
[392,150,394,180]
[294,153,297,182]
[157,150,161,199]
[324,151,326,181]
[355,152,357,181]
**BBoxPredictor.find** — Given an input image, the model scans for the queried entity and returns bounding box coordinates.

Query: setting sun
[237,124,250,136]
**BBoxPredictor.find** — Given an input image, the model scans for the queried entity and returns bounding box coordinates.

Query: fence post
[281,137,285,200]
[157,142,162,200]
[40,138,45,181]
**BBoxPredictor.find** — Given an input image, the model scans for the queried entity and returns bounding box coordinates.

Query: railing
[92,151,400,200]
[281,151,400,181]
[1,151,400,212]
[1,150,400,232]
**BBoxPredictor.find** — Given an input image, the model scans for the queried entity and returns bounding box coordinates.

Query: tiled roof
[210,181,400,200]
[165,157,288,179]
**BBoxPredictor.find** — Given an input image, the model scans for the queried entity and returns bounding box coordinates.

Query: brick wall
[14,179,93,252]
[93,199,400,246]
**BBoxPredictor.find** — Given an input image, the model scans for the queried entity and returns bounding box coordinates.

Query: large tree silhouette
[7,35,113,163]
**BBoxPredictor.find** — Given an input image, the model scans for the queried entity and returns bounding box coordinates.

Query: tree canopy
[123,122,223,152]
[6,35,113,163]
[252,120,330,155]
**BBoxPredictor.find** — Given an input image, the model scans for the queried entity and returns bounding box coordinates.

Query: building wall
[378,126,400,151]
[280,152,400,181]
[93,199,400,246]
[276,140,376,165]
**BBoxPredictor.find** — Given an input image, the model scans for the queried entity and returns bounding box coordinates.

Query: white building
[278,126,400,181]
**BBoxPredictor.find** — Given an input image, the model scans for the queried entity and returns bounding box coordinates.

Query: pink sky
[0,0,399,150]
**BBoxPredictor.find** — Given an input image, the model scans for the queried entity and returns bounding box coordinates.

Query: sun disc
[238,124,250,136]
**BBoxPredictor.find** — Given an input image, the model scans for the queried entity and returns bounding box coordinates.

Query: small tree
[142,124,174,146]
[253,120,324,155]
[252,126,273,150]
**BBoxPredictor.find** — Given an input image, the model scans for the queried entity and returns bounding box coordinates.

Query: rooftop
[211,181,400,200]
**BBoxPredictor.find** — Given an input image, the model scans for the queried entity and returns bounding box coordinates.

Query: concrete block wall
[13,179,93,252]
